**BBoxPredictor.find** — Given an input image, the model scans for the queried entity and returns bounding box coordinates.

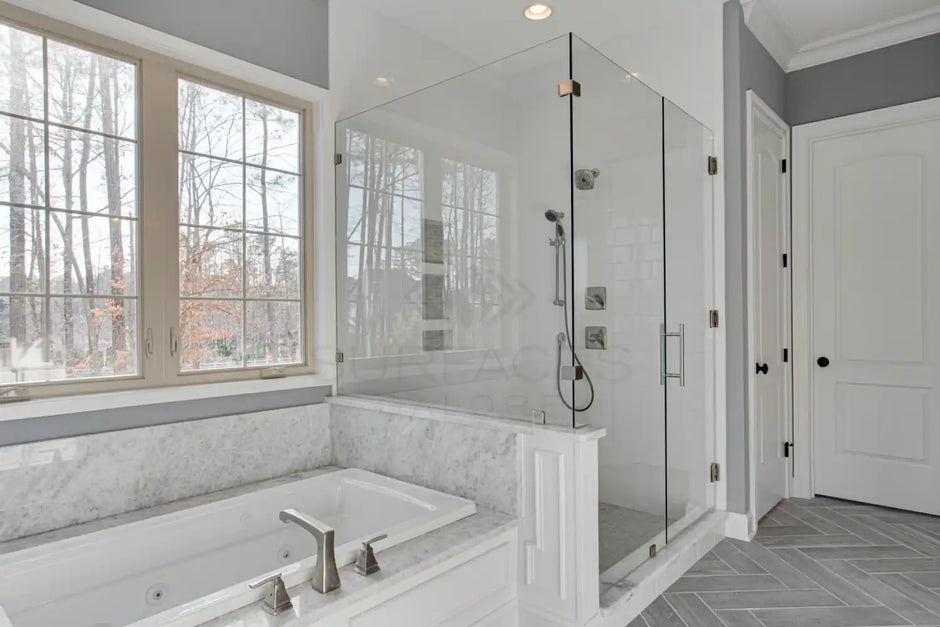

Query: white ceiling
[743,0,940,71]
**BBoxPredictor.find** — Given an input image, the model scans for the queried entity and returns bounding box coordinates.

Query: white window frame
[0,3,321,401]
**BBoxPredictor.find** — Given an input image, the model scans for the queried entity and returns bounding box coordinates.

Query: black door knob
[817,356,830,368]
[756,362,769,375]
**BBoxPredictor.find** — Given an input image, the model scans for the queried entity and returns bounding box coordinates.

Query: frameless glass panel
[335,35,574,425]
[570,35,667,583]
[664,99,715,540]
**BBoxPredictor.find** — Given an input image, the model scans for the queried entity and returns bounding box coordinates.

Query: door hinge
[558,80,581,97]
[782,253,788,268]
[709,309,719,328]
[710,462,720,483]
[784,442,794,458]
[649,544,658,558]
[334,153,343,166]
[782,158,787,174]
[336,352,345,363]
[783,348,789,363]
[707,155,719,176]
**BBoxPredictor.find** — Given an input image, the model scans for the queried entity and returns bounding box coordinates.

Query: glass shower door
[570,36,668,584]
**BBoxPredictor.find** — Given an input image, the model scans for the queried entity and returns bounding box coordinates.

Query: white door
[747,92,790,521]
[809,101,940,515]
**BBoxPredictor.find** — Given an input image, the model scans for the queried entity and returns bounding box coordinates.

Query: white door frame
[791,96,940,499]
[745,90,791,534]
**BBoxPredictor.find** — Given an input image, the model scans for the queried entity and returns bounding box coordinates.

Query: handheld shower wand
[545,211,595,412]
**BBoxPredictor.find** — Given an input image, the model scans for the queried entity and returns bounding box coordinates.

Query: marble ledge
[328,395,606,442]
[203,509,517,627]
[0,467,340,556]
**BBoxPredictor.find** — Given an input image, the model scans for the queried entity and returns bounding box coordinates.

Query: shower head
[544,210,565,223]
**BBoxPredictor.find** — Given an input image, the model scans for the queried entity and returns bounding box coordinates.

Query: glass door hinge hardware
[334,153,343,165]
[710,462,720,483]
[649,544,657,558]
[558,80,581,97]
[707,156,719,175]
[784,442,794,458]
[336,352,344,363]
[709,309,719,328]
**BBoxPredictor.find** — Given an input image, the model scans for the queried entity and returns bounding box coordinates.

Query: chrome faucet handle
[355,534,388,576]
[279,509,341,594]
[249,573,293,616]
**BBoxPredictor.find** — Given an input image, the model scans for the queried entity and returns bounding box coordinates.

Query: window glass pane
[0,115,45,206]
[0,205,44,293]
[246,300,300,366]
[179,154,243,229]
[49,296,137,379]
[179,299,242,371]
[245,166,299,236]
[49,211,136,296]
[48,126,137,218]
[179,226,243,298]
[178,79,243,161]
[245,100,300,173]
[47,40,136,139]
[0,23,140,386]
[245,233,300,299]
[0,24,44,120]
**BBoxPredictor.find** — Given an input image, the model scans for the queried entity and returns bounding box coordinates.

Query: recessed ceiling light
[373,77,392,87]
[524,4,552,20]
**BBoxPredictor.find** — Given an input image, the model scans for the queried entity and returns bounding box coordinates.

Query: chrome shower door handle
[660,323,686,387]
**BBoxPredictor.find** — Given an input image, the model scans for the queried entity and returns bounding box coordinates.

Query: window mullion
[138,59,179,387]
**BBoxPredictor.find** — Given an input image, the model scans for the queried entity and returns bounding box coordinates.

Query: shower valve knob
[561,365,584,381]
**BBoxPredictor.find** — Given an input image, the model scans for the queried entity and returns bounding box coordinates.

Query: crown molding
[788,5,940,71]
[740,0,797,72]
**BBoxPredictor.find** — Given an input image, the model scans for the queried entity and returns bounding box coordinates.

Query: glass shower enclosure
[335,34,715,588]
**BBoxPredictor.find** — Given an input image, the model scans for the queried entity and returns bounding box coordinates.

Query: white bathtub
[0,468,476,627]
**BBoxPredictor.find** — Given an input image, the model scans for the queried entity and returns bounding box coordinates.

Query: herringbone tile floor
[631,498,940,627]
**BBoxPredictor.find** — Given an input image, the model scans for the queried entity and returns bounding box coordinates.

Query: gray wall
[723,0,788,514]
[75,0,329,89]
[788,33,940,125]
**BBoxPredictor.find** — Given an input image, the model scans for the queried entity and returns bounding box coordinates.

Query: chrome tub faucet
[279,508,341,594]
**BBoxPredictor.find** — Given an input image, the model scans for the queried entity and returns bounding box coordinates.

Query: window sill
[0,374,335,423]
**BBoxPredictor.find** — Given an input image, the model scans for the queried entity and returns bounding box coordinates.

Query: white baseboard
[724,511,755,541]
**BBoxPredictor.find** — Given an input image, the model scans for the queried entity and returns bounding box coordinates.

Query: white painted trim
[743,0,940,72]
[789,5,940,71]
[724,512,755,541]
[791,96,940,499]
[745,90,791,525]
[1,374,334,422]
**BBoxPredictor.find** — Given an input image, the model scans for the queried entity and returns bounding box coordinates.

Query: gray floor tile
[756,524,824,537]
[878,574,940,615]
[687,559,737,576]
[856,516,940,557]
[822,560,940,625]
[907,573,940,589]
[697,589,844,610]
[728,538,819,588]
[772,548,878,605]
[808,507,898,545]
[775,501,850,535]
[751,606,910,627]
[668,574,785,593]
[800,546,923,560]
[626,615,649,627]
[712,540,768,575]
[758,534,871,549]
[665,593,726,627]
[714,610,763,627]
[852,558,940,573]
[642,596,688,627]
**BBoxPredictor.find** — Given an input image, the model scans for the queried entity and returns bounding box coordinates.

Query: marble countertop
[202,508,517,627]
[329,394,606,442]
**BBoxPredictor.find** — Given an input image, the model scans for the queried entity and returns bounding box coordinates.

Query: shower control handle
[660,323,686,387]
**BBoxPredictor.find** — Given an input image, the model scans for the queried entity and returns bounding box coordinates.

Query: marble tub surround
[0,404,331,543]
[202,508,516,627]
[330,400,521,515]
